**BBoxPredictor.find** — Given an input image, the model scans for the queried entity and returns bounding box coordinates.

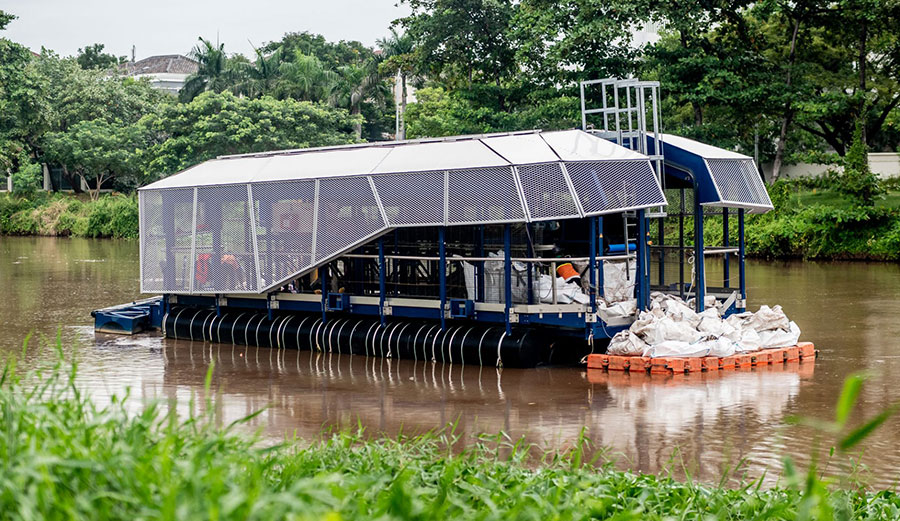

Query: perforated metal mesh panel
[252,181,316,289]
[706,158,773,208]
[372,171,443,226]
[447,167,525,224]
[315,177,386,261]
[194,184,258,293]
[565,160,665,215]
[516,163,580,220]
[140,158,674,294]
[139,188,194,293]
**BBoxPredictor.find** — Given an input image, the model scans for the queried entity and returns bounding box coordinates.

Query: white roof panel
[542,129,647,161]
[370,140,508,174]
[255,147,391,182]
[141,130,655,191]
[143,156,269,190]
[662,133,749,160]
[481,133,559,164]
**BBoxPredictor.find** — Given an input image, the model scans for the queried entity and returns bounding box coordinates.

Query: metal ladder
[580,78,666,218]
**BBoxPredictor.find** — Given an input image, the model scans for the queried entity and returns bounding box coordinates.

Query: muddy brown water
[2,235,900,488]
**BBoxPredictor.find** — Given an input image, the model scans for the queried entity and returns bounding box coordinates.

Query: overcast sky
[2,0,412,59]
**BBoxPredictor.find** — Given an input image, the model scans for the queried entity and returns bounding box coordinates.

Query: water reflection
[143,336,814,484]
[4,236,900,488]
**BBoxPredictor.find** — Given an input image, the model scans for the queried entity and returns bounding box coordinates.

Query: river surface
[2,236,900,488]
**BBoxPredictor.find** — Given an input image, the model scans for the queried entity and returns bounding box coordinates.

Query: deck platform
[586,342,816,374]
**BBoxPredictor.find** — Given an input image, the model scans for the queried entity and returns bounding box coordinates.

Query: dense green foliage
[2,347,900,521]
[0,193,138,239]
[665,179,900,261]
[840,121,884,206]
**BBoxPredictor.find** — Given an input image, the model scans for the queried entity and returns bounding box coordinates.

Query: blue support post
[694,194,706,312]
[637,210,650,311]
[503,223,512,336]
[738,208,746,305]
[321,265,328,323]
[589,217,597,313]
[439,227,447,330]
[378,236,386,326]
[597,216,604,299]
[723,208,730,288]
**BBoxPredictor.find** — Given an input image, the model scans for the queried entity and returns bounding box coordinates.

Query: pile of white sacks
[607,292,801,358]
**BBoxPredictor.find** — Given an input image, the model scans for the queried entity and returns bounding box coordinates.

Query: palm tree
[330,60,389,140]
[180,37,230,102]
[277,52,338,102]
[377,28,416,140]
[230,45,285,98]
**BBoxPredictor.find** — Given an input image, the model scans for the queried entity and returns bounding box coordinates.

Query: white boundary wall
[762,153,900,182]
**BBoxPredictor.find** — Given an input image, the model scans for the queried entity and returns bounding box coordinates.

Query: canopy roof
[659,134,773,213]
[139,130,667,294]
[141,129,647,190]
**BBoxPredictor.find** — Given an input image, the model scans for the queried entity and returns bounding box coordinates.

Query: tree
[276,52,338,102]
[76,43,124,70]
[142,91,360,176]
[0,10,34,173]
[839,119,883,206]
[378,28,417,139]
[331,61,388,140]
[2,51,167,192]
[263,32,372,70]
[230,46,286,99]
[512,0,649,87]
[44,119,147,199]
[399,0,516,93]
[179,37,231,102]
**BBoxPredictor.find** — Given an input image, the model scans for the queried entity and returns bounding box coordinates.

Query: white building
[122,55,198,94]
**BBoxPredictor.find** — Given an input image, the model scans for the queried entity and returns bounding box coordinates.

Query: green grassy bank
[666,180,900,261]
[4,180,900,260]
[2,347,899,520]
[0,192,138,239]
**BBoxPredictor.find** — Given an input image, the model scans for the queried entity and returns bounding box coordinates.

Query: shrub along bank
[669,180,900,261]
[0,192,138,239]
[3,347,900,521]
[4,180,900,260]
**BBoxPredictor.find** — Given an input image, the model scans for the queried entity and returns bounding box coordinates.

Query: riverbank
[3,352,899,520]
[4,183,900,260]
[0,192,138,239]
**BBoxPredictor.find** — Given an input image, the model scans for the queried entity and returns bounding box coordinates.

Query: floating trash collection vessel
[95,78,813,368]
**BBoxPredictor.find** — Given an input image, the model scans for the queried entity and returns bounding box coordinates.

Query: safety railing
[340,253,636,307]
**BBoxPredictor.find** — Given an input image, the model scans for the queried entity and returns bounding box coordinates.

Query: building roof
[123,54,198,76]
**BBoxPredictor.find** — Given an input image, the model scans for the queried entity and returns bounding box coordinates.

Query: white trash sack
[607,293,801,358]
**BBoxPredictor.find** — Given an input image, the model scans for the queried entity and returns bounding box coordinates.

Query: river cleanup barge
[95,78,808,368]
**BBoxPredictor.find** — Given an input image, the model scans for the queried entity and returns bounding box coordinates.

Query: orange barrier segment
[586,342,817,375]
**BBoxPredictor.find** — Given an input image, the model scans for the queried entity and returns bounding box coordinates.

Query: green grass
[0,192,138,239]
[2,342,900,520]
[795,189,900,210]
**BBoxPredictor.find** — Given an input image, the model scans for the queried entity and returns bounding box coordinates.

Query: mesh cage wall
[194,184,258,293]
[565,160,665,215]
[447,167,525,224]
[252,180,316,290]
[516,163,580,221]
[315,176,386,262]
[139,188,193,293]
[372,171,443,226]
[705,159,773,208]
